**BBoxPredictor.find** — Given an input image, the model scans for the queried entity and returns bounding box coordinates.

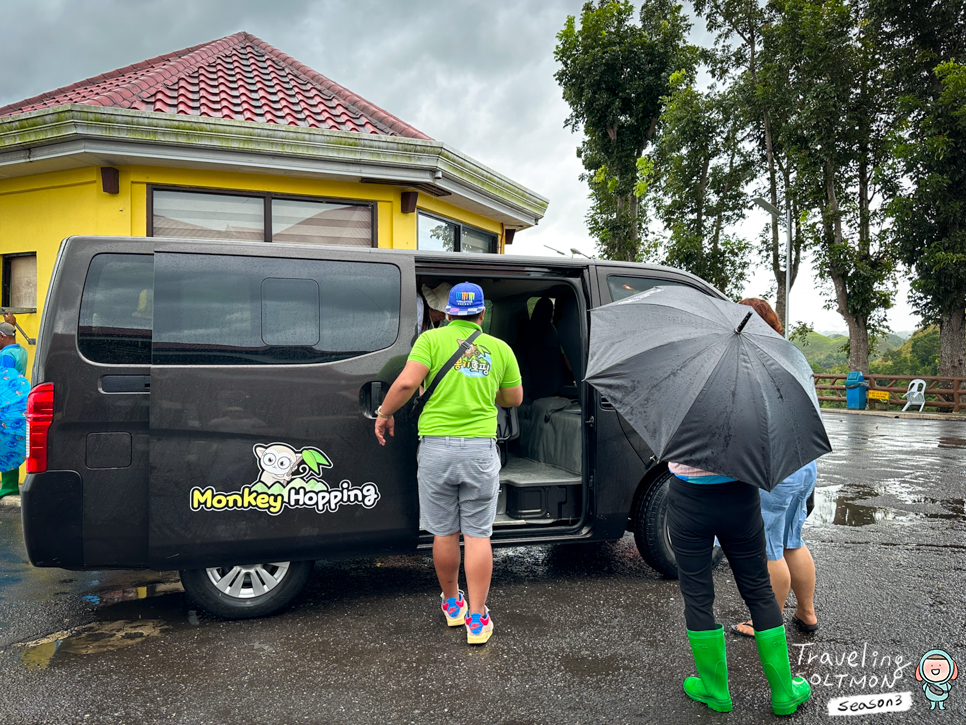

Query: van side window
[78,254,154,365]
[607,275,687,302]
[153,253,400,365]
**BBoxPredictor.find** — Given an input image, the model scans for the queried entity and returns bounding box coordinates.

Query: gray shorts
[417,436,500,539]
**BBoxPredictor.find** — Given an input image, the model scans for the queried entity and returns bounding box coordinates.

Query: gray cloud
[0,0,917,330]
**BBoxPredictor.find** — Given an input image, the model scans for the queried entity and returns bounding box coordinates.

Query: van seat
[517,396,581,474]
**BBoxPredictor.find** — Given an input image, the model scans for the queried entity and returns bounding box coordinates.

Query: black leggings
[667,477,783,633]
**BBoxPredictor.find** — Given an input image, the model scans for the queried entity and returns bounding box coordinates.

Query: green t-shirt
[408,319,521,438]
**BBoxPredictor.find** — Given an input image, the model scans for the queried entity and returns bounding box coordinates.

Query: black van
[22,236,724,618]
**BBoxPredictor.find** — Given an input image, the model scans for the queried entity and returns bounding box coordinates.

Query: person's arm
[495,384,523,408]
[373,360,429,446]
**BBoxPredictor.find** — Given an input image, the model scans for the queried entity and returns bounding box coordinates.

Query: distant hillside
[793,331,905,372]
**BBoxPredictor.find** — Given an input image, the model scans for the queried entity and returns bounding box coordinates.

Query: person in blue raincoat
[0,314,28,498]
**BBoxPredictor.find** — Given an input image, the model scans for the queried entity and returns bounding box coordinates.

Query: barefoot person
[731,298,819,638]
[374,282,522,645]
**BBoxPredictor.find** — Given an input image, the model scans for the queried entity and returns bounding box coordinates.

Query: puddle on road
[12,579,203,669]
[16,620,169,670]
[810,484,965,527]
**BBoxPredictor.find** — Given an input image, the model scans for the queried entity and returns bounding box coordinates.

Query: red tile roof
[0,32,430,139]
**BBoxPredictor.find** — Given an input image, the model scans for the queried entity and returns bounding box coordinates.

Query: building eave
[0,105,548,228]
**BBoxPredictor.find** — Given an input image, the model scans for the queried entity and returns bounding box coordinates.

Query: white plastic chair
[901,379,926,412]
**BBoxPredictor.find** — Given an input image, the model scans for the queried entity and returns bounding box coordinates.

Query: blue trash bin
[845,371,867,410]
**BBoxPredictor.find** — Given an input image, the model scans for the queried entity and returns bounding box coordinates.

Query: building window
[150,188,375,247]
[1,253,37,311]
[417,212,497,253]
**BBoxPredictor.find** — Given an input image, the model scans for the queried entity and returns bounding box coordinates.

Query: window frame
[416,211,498,254]
[147,185,378,248]
[1,251,38,313]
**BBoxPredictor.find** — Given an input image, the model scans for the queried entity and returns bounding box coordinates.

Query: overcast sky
[1,0,917,334]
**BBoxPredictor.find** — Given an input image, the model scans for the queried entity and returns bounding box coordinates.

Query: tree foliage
[555,0,694,261]
[876,0,966,377]
[638,70,754,297]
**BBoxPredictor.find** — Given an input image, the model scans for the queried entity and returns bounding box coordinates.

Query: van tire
[180,560,313,619]
[632,470,724,579]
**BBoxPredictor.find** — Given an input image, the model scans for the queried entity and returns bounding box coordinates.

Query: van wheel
[632,470,724,579]
[180,560,313,619]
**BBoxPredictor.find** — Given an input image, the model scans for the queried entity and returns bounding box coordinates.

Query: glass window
[272,199,372,247]
[153,190,264,241]
[153,253,400,365]
[78,254,154,365]
[151,189,375,247]
[607,275,687,302]
[417,212,496,253]
[418,214,455,252]
[461,227,494,254]
[262,279,320,346]
[2,253,37,309]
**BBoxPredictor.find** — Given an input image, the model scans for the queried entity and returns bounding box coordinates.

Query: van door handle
[101,375,150,393]
[359,381,387,419]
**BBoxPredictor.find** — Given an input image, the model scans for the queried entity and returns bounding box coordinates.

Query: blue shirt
[0,344,27,376]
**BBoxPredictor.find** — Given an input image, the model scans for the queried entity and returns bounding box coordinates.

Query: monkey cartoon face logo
[253,443,331,491]
[189,441,380,516]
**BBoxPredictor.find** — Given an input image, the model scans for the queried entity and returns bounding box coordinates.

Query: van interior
[417,274,586,534]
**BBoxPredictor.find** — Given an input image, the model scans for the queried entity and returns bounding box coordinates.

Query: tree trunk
[824,161,871,374]
[939,306,966,379]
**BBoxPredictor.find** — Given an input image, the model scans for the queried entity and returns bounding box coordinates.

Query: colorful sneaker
[465,609,493,645]
[440,590,468,627]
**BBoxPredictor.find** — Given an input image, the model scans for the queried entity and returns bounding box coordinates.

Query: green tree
[639,71,754,297]
[555,0,694,261]
[693,0,806,325]
[766,0,898,373]
[875,0,966,378]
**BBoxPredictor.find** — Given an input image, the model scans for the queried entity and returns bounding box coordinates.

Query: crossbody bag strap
[419,329,482,405]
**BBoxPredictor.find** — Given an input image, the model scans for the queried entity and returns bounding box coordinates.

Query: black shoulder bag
[411,330,482,417]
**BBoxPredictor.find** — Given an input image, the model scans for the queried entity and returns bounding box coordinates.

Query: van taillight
[26,383,54,474]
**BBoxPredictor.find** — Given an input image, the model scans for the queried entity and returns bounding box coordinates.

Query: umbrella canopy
[585,285,832,491]
[0,368,28,473]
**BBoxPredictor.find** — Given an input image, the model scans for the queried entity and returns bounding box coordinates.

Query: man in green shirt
[374,282,522,645]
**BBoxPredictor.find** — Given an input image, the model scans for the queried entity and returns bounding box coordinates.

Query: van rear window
[78,254,154,365]
[152,253,400,365]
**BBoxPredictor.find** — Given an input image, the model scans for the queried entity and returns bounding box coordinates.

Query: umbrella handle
[735,311,754,334]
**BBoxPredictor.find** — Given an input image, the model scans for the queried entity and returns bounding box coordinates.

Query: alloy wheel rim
[205,562,291,599]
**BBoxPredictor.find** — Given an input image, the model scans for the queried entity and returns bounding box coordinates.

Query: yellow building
[0,32,548,377]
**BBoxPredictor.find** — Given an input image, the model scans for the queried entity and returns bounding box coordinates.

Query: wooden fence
[813,374,966,414]
[813,373,966,413]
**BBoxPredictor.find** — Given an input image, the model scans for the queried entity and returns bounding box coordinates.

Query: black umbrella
[585,285,831,491]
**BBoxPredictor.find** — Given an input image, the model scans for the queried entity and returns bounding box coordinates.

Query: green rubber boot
[754,625,811,715]
[0,469,19,498]
[684,625,733,712]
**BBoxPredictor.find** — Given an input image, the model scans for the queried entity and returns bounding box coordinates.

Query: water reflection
[810,484,965,528]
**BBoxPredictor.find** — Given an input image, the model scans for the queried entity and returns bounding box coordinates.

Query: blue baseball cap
[446,282,485,316]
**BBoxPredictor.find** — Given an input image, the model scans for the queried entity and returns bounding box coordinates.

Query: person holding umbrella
[585,285,828,716]
[731,299,819,639]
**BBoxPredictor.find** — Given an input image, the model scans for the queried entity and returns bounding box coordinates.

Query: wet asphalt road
[0,413,963,725]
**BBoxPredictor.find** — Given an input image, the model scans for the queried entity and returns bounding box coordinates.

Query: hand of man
[3,312,15,326]
[374,415,394,446]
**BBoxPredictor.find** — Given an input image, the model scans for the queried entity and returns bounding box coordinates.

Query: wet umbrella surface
[585,285,832,490]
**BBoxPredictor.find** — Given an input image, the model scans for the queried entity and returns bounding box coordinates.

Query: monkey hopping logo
[189,442,381,516]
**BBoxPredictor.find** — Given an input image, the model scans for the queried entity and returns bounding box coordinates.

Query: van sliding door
[147,245,419,569]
